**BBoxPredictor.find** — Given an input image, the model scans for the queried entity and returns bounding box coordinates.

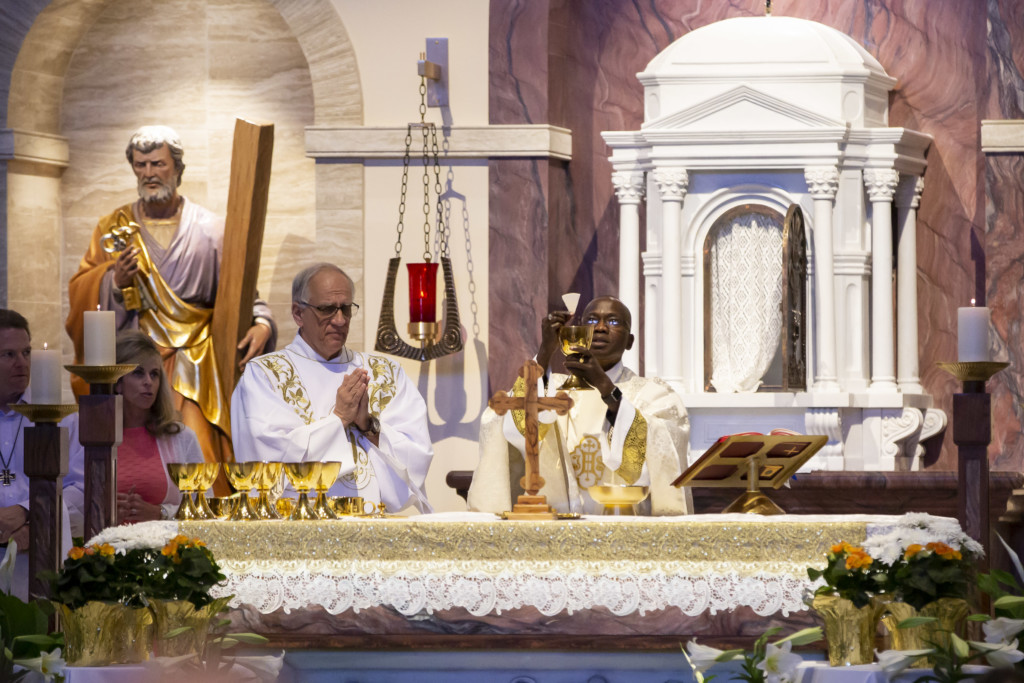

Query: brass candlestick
[936,361,1010,385]
[65,364,137,388]
[10,404,78,423]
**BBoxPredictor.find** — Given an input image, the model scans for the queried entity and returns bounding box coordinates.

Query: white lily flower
[0,538,17,594]
[757,640,803,683]
[875,648,932,674]
[984,618,1024,644]
[14,647,66,682]
[971,639,1024,669]
[685,640,726,674]
[234,652,286,682]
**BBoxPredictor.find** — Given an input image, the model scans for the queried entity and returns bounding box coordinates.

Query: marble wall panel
[984,0,1024,473]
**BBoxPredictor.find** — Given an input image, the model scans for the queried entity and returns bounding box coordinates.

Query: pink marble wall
[488,0,1024,472]
[985,0,1024,472]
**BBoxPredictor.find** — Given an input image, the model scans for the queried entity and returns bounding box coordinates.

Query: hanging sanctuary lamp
[374,63,463,361]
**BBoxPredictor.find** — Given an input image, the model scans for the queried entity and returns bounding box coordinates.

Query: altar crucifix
[488,359,573,520]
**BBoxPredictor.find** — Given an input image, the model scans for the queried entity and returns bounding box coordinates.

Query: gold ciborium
[192,463,221,520]
[167,464,205,520]
[587,484,650,516]
[284,463,323,520]
[223,463,263,521]
[313,462,342,519]
[253,462,284,520]
[558,324,595,390]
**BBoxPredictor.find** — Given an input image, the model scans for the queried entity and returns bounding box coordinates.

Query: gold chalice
[313,462,342,520]
[167,463,205,520]
[206,497,236,520]
[284,462,323,520]
[223,462,263,521]
[192,462,221,520]
[558,324,595,390]
[587,484,650,516]
[254,462,284,520]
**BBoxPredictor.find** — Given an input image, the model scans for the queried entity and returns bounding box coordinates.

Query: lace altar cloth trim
[210,560,815,618]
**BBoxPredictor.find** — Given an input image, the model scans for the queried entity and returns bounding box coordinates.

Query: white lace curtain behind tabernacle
[708,212,784,393]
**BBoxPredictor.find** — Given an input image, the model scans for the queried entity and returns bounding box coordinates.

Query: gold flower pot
[149,598,216,658]
[811,594,881,666]
[878,597,971,666]
[59,602,153,666]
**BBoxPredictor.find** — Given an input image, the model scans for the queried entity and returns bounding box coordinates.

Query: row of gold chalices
[166,461,345,522]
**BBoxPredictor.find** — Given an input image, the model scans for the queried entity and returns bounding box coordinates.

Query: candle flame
[43,342,48,350]
[971,298,976,306]
[96,305,101,311]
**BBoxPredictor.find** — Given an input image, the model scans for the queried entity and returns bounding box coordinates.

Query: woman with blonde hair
[115,330,202,523]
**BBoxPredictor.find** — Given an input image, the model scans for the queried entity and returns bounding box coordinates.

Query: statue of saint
[65,125,276,464]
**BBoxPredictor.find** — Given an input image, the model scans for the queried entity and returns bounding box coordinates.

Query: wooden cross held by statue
[488,359,573,520]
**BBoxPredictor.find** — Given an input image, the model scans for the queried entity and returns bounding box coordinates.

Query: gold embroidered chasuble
[468,364,692,516]
[230,335,433,512]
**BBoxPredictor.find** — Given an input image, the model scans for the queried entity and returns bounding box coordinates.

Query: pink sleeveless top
[117,426,168,505]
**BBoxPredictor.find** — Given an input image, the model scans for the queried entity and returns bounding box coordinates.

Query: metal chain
[394,124,412,257]
[430,123,447,257]
[421,119,432,261]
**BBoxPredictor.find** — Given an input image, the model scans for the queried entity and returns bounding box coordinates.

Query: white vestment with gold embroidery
[468,363,692,515]
[230,334,433,512]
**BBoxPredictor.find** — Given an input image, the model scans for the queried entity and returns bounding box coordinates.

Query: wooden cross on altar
[488,359,573,520]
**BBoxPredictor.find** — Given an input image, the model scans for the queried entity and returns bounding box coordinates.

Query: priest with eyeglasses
[230,263,433,513]
[468,296,691,515]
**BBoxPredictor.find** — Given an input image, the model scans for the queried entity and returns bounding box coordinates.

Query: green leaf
[163,626,193,639]
[994,596,1024,609]
[899,617,939,629]
[967,614,991,622]
[225,633,269,645]
[777,627,823,646]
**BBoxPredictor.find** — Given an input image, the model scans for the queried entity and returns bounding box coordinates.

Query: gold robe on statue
[66,200,269,469]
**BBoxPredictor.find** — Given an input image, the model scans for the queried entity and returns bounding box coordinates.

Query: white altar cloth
[90,513,969,620]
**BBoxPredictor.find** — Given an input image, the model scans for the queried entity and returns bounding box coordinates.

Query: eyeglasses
[299,300,360,320]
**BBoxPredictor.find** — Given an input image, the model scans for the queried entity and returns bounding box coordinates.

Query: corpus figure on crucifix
[65,125,277,467]
[469,297,693,515]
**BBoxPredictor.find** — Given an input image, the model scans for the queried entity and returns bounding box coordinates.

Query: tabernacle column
[804,167,840,392]
[864,168,900,392]
[612,170,645,372]
[896,176,924,394]
[652,168,688,384]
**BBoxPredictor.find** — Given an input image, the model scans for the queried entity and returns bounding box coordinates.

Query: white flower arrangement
[862,513,984,565]
[85,520,180,552]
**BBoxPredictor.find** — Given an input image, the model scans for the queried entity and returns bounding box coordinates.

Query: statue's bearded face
[131,145,178,205]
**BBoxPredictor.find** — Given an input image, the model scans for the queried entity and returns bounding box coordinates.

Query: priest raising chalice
[469,296,693,516]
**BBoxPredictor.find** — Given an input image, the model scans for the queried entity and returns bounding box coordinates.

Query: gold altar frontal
[176,514,887,651]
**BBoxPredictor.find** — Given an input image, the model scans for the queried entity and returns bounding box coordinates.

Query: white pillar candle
[957,300,990,362]
[83,309,116,365]
[30,344,61,404]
